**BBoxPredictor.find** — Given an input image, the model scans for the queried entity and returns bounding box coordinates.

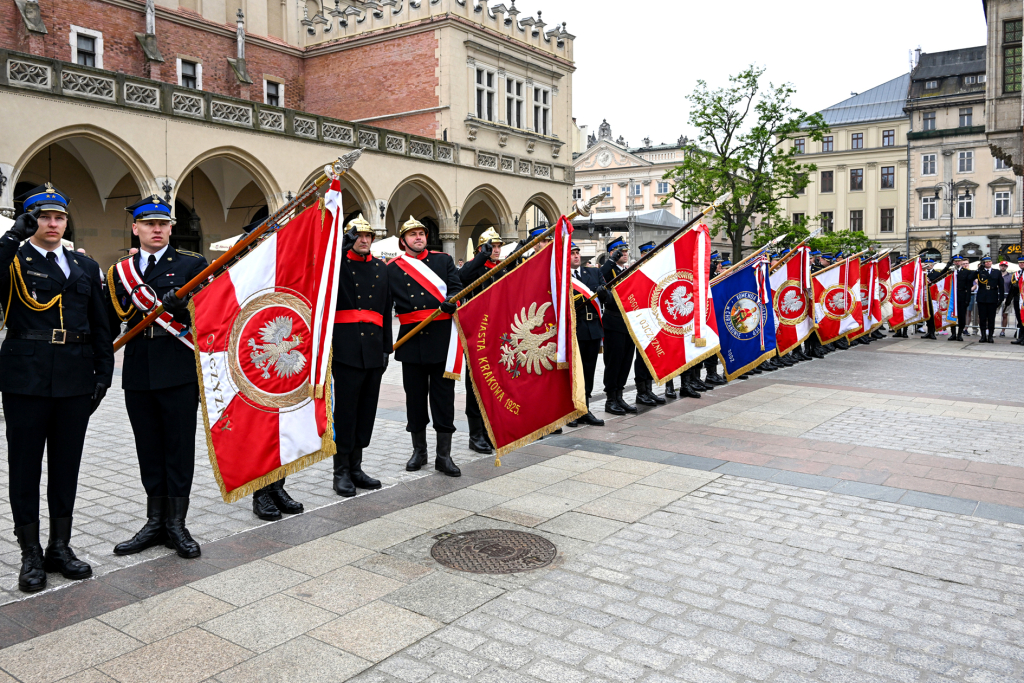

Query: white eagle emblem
[893,288,911,304]
[828,291,848,311]
[780,290,803,314]
[665,287,694,320]
[248,316,307,380]
[499,302,558,378]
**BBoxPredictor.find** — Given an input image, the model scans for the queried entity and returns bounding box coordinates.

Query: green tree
[662,66,829,262]
[810,230,878,257]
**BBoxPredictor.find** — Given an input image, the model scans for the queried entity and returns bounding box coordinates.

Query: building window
[880,166,895,189]
[656,181,670,194]
[850,168,864,191]
[630,183,642,197]
[821,211,834,233]
[70,26,103,69]
[979,74,987,83]
[922,196,936,220]
[506,77,524,128]
[1006,19,1023,94]
[923,111,936,130]
[922,153,936,175]
[820,170,834,193]
[880,208,894,233]
[794,138,805,154]
[995,157,1010,170]
[959,107,973,127]
[958,193,973,218]
[882,129,895,147]
[851,133,863,149]
[822,136,833,152]
[178,59,201,89]
[792,213,805,225]
[264,80,282,107]
[965,75,976,85]
[572,188,582,200]
[995,191,1011,216]
[533,86,551,136]
[600,185,611,197]
[475,68,496,121]
[925,80,938,90]
[850,210,863,232]
[958,150,974,173]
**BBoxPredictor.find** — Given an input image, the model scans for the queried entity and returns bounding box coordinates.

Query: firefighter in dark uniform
[974,255,1004,343]
[631,242,667,407]
[599,238,637,415]
[331,215,392,495]
[457,228,504,453]
[1,184,113,592]
[948,255,977,342]
[804,252,831,355]
[106,196,205,559]
[566,242,605,428]
[700,255,728,388]
[389,216,462,477]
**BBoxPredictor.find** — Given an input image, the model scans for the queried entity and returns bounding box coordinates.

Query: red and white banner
[115,257,195,349]
[931,274,954,330]
[887,258,927,330]
[391,254,464,380]
[876,256,892,324]
[846,257,867,340]
[454,215,585,460]
[189,181,343,502]
[812,258,861,344]
[769,245,815,356]
[857,258,881,335]
[611,223,719,382]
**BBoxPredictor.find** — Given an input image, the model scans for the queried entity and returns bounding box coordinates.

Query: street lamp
[934,181,971,263]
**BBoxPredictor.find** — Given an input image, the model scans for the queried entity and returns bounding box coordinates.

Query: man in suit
[599,238,637,415]
[974,255,1005,343]
[1,184,113,592]
[947,255,976,342]
[107,196,206,559]
[332,215,393,494]
[566,242,605,427]
[389,216,462,476]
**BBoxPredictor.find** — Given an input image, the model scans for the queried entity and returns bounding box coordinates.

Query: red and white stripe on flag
[887,258,926,330]
[931,273,954,330]
[857,258,881,335]
[845,258,867,340]
[812,259,861,344]
[611,223,720,383]
[769,245,815,356]
[876,256,892,325]
[189,180,344,502]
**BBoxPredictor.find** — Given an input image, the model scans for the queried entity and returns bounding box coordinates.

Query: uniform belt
[334,309,384,326]
[140,326,172,339]
[397,309,451,325]
[7,329,92,344]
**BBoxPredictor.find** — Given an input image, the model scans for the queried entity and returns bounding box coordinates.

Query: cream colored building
[984,0,1023,177]
[780,75,911,256]
[905,46,1022,262]
[0,0,576,268]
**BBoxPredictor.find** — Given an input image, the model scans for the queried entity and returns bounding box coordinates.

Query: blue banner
[711,256,777,381]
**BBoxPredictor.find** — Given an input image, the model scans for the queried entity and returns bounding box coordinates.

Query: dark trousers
[603,329,635,393]
[125,383,198,498]
[950,297,971,337]
[703,355,718,373]
[404,362,455,434]
[634,352,652,382]
[333,363,384,455]
[464,369,485,426]
[578,338,601,398]
[3,393,92,528]
[977,302,998,336]
[1014,298,1022,338]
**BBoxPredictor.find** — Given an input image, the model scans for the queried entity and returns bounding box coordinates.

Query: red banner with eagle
[454,216,586,461]
[887,258,927,331]
[769,244,815,356]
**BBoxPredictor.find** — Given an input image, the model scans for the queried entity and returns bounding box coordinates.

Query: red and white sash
[115,256,195,349]
[393,253,464,380]
[572,277,602,324]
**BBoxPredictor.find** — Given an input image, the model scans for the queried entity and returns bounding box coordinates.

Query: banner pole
[114,150,364,352]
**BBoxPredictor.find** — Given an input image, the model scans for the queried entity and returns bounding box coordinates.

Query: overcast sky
[521,0,989,148]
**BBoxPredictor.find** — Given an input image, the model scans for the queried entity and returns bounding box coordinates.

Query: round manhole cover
[430,529,557,574]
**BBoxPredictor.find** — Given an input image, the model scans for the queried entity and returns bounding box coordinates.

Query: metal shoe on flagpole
[114,149,363,351]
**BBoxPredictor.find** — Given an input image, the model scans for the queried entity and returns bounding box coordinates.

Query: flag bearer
[331,215,392,495]
[566,242,606,427]
[632,242,667,407]
[389,217,463,477]
[600,238,637,415]
[1,185,113,592]
[107,196,205,559]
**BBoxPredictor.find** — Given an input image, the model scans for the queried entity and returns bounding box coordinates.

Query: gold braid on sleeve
[107,264,135,320]
[11,258,64,329]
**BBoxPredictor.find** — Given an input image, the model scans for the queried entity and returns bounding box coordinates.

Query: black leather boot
[434,432,461,477]
[751,364,764,374]
[836,339,850,350]
[618,389,638,414]
[406,430,428,471]
[43,517,92,579]
[578,398,605,426]
[680,374,701,398]
[165,498,201,558]
[467,416,493,454]
[333,452,356,497]
[705,370,727,385]
[14,522,46,593]
[636,380,658,406]
[114,496,168,554]
[605,389,626,415]
[692,374,713,391]
[269,478,304,514]
[664,379,677,399]
[252,487,282,521]
[650,382,667,403]
[349,448,382,490]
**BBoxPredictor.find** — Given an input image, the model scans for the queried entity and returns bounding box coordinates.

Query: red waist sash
[334,309,383,326]
[397,309,452,325]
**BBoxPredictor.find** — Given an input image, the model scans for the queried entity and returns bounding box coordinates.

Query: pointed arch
[175,146,282,212]
[461,183,514,230]
[520,192,561,226]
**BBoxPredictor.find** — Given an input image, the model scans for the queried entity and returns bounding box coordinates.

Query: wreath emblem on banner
[774,280,808,325]
[891,282,914,308]
[822,284,854,320]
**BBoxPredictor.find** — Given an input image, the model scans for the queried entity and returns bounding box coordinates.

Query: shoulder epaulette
[177,249,204,259]
[117,253,133,263]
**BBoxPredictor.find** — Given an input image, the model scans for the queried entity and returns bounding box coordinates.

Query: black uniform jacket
[457,248,501,303]
[928,263,951,285]
[573,266,605,342]
[952,266,977,297]
[388,250,461,365]
[334,250,393,370]
[600,259,628,333]
[106,246,206,391]
[974,267,1005,304]
[0,237,113,397]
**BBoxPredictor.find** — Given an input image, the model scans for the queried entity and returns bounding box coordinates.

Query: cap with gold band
[346,213,374,234]
[399,215,425,237]
[126,194,175,223]
[19,183,70,214]
[477,227,502,247]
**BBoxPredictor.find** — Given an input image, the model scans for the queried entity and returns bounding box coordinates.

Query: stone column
[499,219,517,243]
[440,216,459,260]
